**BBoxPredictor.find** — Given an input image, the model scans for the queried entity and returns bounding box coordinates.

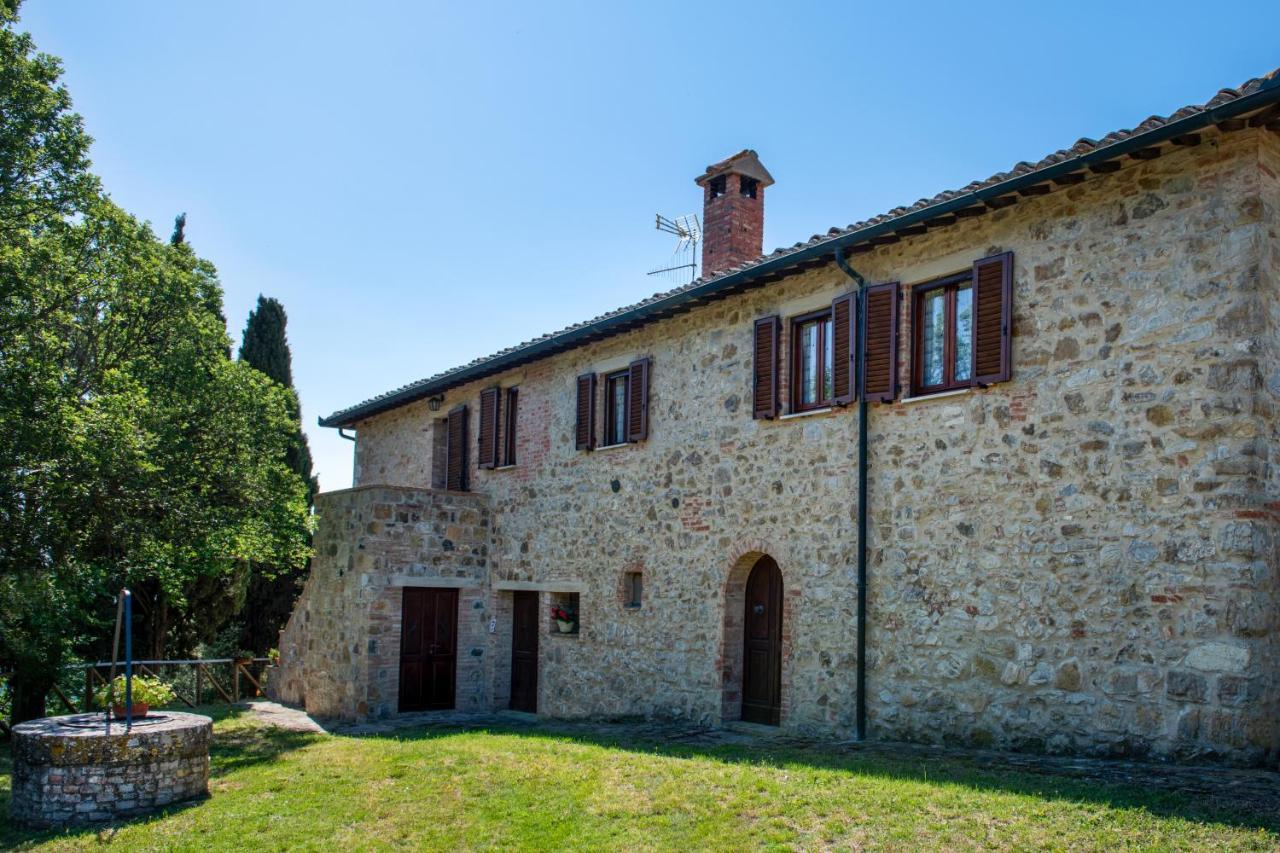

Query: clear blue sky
[20,1,1280,490]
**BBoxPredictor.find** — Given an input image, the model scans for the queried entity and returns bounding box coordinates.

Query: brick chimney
[695,150,774,277]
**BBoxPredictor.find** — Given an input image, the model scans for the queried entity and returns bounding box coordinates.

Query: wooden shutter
[752,316,781,419]
[477,387,499,469]
[972,252,1013,386]
[627,357,650,442]
[503,387,518,466]
[574,373,596,450]
[446,404,468,491]
[860,282,899,403]
[831,292,857,406]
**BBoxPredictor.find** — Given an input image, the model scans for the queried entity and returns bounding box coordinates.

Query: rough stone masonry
[9,712,211,827]
[274,97,1280,766]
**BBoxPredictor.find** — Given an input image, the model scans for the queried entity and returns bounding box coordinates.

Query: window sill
[595,442,631,452]
[901,387,972,405]
[549,630,580,638]
[623,604,642,612]
[779,407,833,420]
[493,464,517,471]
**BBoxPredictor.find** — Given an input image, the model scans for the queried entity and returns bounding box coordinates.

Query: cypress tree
[237,295,317,653]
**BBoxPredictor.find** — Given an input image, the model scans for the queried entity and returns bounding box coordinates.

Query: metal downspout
[834,246,869,742]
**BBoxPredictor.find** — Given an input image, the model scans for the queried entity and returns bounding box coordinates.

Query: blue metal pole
[123,589,133,729]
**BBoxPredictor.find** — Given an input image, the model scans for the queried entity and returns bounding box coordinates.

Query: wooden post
[84,668,94,710]
[233,662,240,702]
[195,664,203,706]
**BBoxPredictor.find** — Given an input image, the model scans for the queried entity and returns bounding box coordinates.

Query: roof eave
[320,77,1280,429]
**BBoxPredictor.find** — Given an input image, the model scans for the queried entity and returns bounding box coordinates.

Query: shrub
[93,675,176,709]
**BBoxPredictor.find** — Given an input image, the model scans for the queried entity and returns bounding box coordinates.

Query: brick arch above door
[718,544,799,728]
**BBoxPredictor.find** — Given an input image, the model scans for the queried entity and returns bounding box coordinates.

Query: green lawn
[2,708,1276,851]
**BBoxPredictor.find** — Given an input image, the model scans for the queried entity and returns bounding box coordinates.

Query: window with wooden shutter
[752,316,780,419]
[831,292,857,406]
[503,387,518,466]
[477,387,499,469]
[627,357,650,442]
[575,373,596,450]
[446,404,468,491]
[971,252,1013,386]
[860,282,900,403]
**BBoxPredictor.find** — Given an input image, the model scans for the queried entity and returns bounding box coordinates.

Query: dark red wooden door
[398,587,458,712]
[509,591,539,712]
[741,556,783,725]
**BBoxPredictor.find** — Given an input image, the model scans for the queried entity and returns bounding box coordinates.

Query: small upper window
[912,272,973,395]
[740,176,758,199]
[790,310,834,412]
[623,571,642,608]
[604,369,629,446]
[708,175,726,199]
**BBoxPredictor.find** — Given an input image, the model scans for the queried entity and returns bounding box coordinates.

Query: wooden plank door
[741,556,783,725]
[398,587,458,712]
[509,591,539,712]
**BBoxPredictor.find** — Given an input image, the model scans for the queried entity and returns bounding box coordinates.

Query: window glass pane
[822,317,834,401]
[610,376,627,444]
[800,321,819,405]
[954,284,973,383]
[921,289,946,387]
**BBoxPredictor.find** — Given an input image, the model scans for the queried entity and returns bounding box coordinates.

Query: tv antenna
[647,213,700,285]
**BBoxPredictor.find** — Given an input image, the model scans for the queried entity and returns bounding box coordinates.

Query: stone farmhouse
[273,69,1280,765]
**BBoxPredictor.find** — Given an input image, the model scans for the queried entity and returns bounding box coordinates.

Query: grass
[1,708,1277,851]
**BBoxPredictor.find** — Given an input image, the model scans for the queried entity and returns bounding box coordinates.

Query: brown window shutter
[831,292,857,406]
[627,357,650,442]
[575,372,596,450]
[860,282,900,403]
[477,387,499,469]
[972,252,1013,386]
[503,387,518,466]
[752,316,781,419]
[446,404,468,491]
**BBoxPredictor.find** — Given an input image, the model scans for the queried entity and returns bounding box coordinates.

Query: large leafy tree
[0,2,311,722]
[237,295,317,654]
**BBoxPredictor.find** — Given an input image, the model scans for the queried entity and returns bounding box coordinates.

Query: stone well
[8,711,212,827]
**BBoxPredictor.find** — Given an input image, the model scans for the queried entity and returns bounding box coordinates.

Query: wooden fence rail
[48,658,273,715]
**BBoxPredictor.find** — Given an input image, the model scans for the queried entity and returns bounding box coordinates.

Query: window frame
[602,368,630,447]
[910,271,975,396]
[789,308,834,413]
[502,386,518,466]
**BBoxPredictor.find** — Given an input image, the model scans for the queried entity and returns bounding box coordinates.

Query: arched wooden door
[741,555,782,725]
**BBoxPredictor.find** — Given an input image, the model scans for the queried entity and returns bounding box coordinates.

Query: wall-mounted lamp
[427,395,444,412]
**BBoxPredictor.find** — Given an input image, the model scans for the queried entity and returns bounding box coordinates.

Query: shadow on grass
[336,717,1280,836]
[0,704,321,849]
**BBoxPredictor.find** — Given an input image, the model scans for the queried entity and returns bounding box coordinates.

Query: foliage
[551,606,576,624]
[92,674,175,710]
[0,2,312,722]
[236,295,316,655]
[1,712,1276,850]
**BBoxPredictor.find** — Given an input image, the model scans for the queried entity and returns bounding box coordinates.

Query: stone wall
[334,128,1278,763]
[9,712,211,827]
[272,485,492,719]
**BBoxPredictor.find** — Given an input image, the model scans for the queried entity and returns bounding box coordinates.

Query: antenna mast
[647,213,700,285]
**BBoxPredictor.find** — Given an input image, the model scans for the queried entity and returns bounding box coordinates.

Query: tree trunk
[9,669,53,724]
[148,589,169,660]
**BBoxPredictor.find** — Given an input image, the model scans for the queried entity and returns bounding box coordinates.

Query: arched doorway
[740,555,783,725]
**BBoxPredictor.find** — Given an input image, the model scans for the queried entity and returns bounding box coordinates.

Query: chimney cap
[694,149,775,189]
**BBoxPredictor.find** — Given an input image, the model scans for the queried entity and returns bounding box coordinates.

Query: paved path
[239,701,1280,816]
